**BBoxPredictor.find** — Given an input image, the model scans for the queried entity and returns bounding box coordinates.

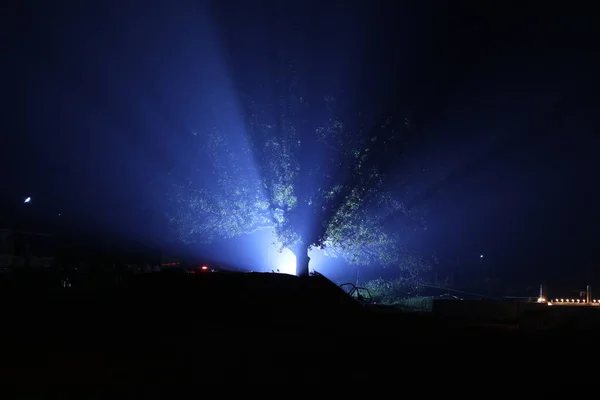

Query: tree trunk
[293,245,310,277]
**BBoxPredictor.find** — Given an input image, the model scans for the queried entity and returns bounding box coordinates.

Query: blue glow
[205,228,345,278]
[275,248,296,275]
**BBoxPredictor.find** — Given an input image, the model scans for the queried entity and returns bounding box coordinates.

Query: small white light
[24,197,31,203]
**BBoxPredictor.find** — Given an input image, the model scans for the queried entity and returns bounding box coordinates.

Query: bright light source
[24,197,31,203]
[276,248,296,275]
[480,254,483,258]
[201,265,208,271]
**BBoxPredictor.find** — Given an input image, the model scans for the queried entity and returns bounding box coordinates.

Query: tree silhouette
[167,81,421,276]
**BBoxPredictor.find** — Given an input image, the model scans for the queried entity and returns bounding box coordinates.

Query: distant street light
[24,196,31,204]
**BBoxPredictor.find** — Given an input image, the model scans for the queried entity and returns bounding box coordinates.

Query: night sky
[2,1,598,288]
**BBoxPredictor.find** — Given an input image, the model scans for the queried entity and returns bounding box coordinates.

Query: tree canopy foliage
[167,81,423,275]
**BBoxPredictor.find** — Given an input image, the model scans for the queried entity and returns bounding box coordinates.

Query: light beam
[276,248,297,275]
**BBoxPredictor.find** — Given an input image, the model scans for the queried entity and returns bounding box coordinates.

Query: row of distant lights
[540,297,600,304]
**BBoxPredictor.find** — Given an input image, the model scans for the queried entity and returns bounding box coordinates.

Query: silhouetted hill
[1,271,598,388]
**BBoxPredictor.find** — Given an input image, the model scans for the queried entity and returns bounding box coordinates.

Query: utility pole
[587,285,592,303]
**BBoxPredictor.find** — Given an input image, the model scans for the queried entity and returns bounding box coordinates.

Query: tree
[167,82,422,276]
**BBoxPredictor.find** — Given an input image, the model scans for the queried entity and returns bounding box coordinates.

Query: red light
[201,265,208,271]
[161,262,180,267]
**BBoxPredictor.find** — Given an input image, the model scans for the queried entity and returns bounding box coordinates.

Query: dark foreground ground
[1,272,598,391]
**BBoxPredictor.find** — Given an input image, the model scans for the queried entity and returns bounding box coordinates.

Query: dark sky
[2,1,598,286]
